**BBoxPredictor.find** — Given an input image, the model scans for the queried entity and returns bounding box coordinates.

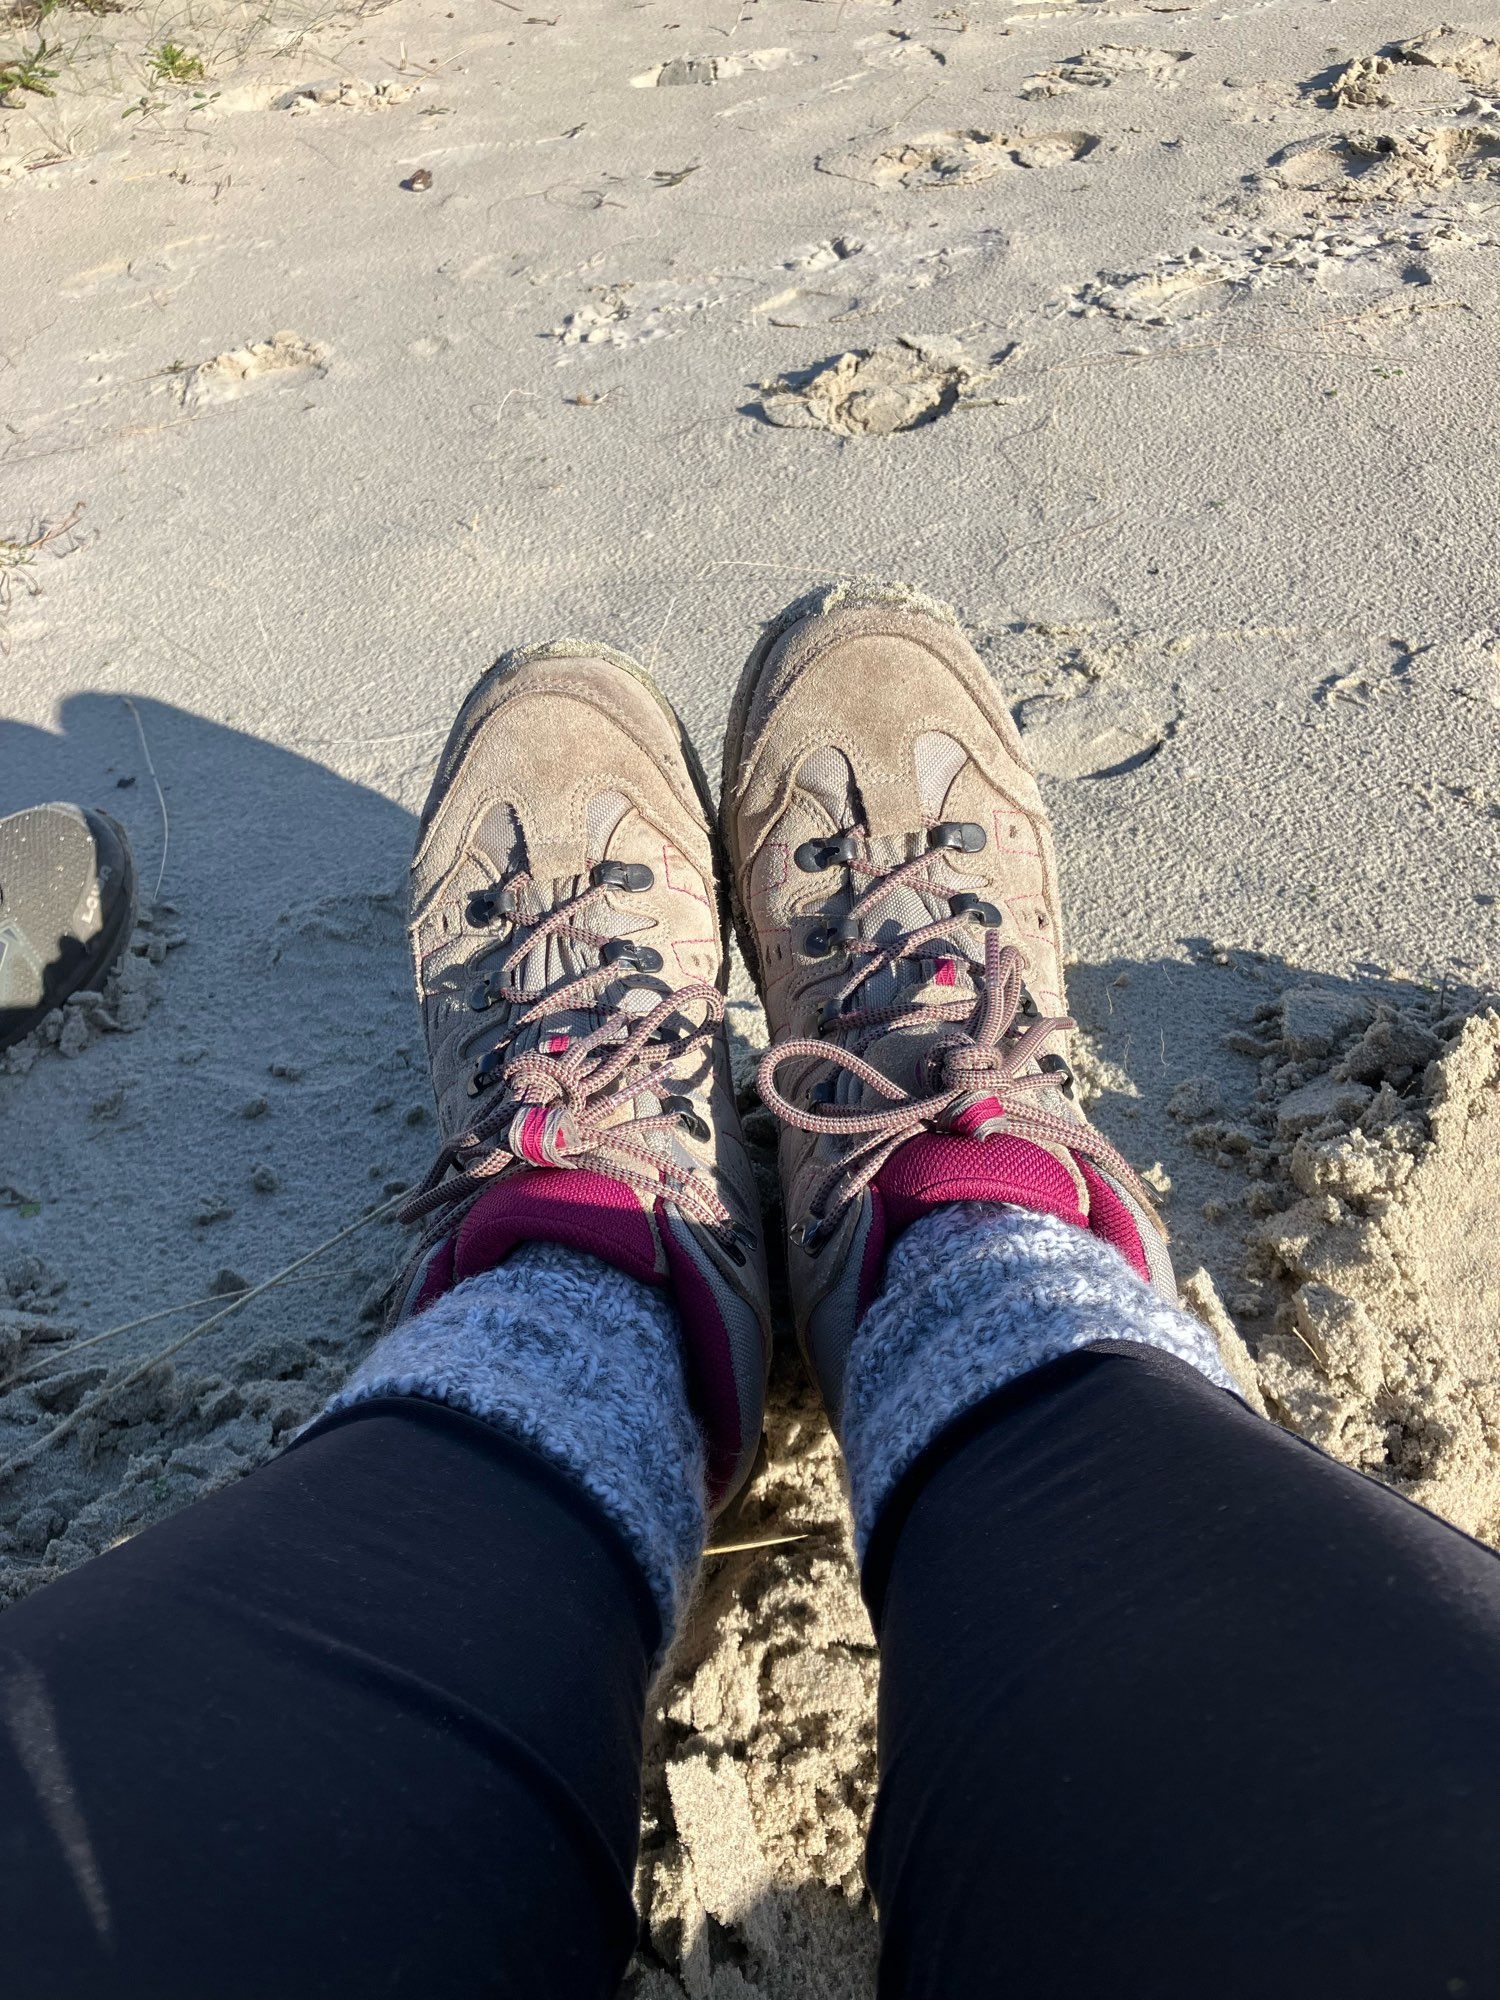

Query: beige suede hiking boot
[721,587,1175,1426]
[393,640,770,1506]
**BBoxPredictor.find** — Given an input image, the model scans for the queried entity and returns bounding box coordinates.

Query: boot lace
[756,830,1160,1245]
[401,866,733,1257]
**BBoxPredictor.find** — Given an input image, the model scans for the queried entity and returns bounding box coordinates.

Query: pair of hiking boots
[397,587,1175,1512]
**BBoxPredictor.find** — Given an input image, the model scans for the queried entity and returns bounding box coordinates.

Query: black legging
[5,1343,1500,1997]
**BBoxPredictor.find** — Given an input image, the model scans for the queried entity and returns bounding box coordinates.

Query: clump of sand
[1184,986,1500,1535]
[0,895,180,1076]
[1324,27,1500,108]
[757,337,1008,437]
[0,1293,364,1609]
[0,1252,75,1378]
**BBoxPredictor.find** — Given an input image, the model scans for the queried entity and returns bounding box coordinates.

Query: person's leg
[0,635,776,1997]
[0,1245,704,1999]
[724,587,1500,1992]
[850,1205,1500,2000]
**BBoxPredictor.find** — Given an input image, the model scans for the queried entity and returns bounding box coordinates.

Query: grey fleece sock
[841,1203,1240,1555]
[324,1242,707,1652]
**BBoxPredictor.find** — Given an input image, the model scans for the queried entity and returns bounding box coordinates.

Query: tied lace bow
[756,837,1161,1242]
[401,869,731,1256]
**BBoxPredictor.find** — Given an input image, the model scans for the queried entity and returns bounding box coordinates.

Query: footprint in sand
[275,78,420,113]
[822,127,1100,189]
[1323,26,1500,109]
[630,47,802,88]
[1071,244,1242,322]
[547,282,724,349]
[176,332,327,411]
[756,337,1012,437]
[754,229,1006,326]
[1007,0,1196,19]
[61,236,228,300]
[1012,686,1179,780]
[1396,24,1500,89]
[1266,126,1500,203]
[855,30,947,70]
[1023,45,1192,96]
[1075,211,1491,324]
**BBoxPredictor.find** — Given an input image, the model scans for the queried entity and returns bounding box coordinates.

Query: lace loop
[757,839,1162,1235]
[402,874,731,1255]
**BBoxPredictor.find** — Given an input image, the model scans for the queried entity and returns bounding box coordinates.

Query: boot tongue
[500,922,654,1061]
[796,746,981,1060]
[482,784,664,1074]
[826,853,982,1104]
[501,779,648,1061]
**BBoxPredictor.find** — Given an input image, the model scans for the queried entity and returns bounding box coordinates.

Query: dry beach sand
[3,0,1500,1989]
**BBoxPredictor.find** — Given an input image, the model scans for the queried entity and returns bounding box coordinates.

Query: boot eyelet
[664,1094,711,1142]
[592,860,654,892]
[929,821,987,854]
[818,997,846,1032]
[602,938,664,972]
[1040,1052,1073,1092]
[950,893,1002,927]
[467,1047,506,1097]
[469,977,497,1012]
[803,926,833,958]
[792,1214,833,1252]
[467,882,520,928]
[721,1233,748,1267]
[795,835,854,874]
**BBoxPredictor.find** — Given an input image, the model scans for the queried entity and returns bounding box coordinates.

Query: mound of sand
[1249,1001,1500,1533]
[631,1364,879,1999]
[1169,984,1500,1535]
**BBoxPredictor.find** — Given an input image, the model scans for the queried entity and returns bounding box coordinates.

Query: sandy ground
[3,0,1500,1989]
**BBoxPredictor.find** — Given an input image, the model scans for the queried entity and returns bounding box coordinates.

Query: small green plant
[145,39,203,82]
[0,503,85,618]
[0,36,59,95]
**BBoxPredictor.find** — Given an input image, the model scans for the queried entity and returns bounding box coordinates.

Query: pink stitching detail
[670,935,717,975]
[991,806,1041,858]
[661,844,712,909]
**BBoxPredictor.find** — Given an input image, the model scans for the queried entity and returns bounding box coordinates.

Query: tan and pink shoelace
[756,843,1161,1239]
[401,872,731,1257]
